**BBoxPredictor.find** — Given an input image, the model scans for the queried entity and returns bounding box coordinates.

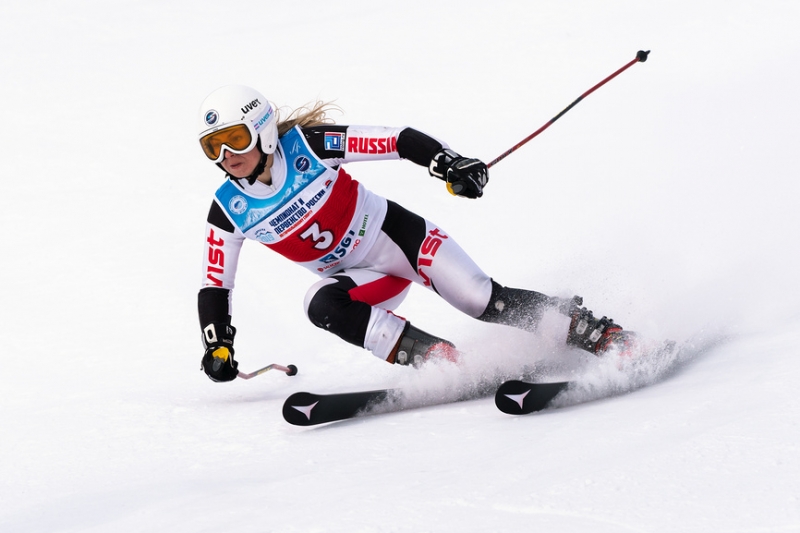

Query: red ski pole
[487,50,650,169]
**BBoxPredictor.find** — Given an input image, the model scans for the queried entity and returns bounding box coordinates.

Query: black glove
[200,323,238,382]
[428,149,489,199]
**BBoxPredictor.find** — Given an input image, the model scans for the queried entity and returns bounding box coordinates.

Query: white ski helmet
[197,85,279,163]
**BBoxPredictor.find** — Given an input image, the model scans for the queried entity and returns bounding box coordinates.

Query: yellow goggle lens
[199,123,255,162]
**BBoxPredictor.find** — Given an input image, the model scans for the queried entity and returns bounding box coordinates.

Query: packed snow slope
[1,1,799,531]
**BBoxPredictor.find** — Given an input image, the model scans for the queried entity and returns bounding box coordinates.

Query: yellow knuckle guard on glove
[211,346,230,362]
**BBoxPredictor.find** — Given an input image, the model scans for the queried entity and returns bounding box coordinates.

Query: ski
[494,380,571,415]
[282,378,502,426]
[282,389,396,426]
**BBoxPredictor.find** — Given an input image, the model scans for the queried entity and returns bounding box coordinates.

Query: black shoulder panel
[302,125,350,160]
[207,200,235,233]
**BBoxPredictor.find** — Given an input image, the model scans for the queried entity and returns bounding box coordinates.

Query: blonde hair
[276,101,341,136]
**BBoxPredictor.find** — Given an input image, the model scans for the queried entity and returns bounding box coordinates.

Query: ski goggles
[199,122,258,163]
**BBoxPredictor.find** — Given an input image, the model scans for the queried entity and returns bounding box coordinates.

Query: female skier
[197,85,629,382]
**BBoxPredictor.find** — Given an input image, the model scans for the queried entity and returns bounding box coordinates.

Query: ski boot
[565,299,638,357]
[389,322,460,367]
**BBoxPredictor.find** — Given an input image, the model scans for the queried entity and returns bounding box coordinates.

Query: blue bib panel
[214,128,331,235]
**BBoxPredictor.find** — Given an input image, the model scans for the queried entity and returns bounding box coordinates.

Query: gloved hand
[200,323,238,382]
[428,149,489,199]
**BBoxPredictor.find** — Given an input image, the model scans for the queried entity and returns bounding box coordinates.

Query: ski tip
[282,392,320,426]
[281,389,392,426]
[495,380,570,415]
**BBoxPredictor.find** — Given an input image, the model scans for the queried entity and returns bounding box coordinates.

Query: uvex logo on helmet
[241,99,261,114]
[254,108,273,131]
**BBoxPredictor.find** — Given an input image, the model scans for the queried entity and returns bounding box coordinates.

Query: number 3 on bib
[300,222,334,250]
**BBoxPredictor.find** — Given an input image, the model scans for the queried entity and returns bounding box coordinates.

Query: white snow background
[2,1,799,531]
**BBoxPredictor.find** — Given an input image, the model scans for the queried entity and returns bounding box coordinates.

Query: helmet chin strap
[218,140,269,186]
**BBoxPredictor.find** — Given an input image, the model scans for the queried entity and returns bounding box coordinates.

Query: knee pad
[304,276,372,347]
